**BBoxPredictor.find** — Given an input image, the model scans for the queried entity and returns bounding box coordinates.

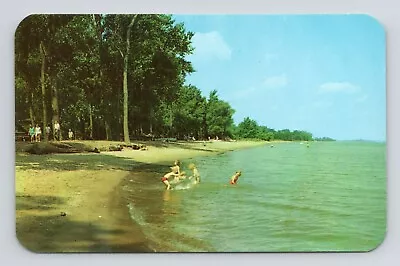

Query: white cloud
[190,31,232,60]
[263,74,288,89]
[319,82,360,94]
[231,73,287,100]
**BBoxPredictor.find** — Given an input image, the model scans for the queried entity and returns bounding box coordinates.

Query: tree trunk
[169,109,173,137]
[123,14,138,144]
[40,41,47,140]
[51,80,60,142]
[123,59,129,142]
[89,104,93,139]
[149,100,153,134]
[105,120,111,140]
[149,120,153,134]
[93,14,108,141]
[117,91,121,140]
[29,91,34,126]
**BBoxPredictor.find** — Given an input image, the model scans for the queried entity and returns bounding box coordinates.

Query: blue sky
[172,14,386,141]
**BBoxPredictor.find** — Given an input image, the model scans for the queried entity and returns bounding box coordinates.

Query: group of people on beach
[28,121,63,142]
[28,124,42,142]
[161,160,242,190]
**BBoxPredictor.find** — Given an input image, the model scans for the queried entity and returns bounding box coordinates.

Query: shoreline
[15,140,268,252]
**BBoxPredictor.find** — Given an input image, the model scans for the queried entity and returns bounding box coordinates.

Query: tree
[173,85,206,139]
[236,117,259,139]
[15,15,74,141]
[205,90,235,138]
[15,14,329,143]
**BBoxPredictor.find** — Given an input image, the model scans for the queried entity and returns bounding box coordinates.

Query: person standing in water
[229,171,242,185]
[188,163,200,184]
[161,160,181,190]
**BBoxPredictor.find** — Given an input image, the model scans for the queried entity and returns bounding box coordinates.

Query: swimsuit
[162,165,179,183]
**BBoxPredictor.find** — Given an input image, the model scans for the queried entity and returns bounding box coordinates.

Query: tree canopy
[15,14,334,142]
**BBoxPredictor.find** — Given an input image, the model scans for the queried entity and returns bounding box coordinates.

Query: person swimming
[229,171,242,185]
[161,160,181,190]
[188,163,200,184]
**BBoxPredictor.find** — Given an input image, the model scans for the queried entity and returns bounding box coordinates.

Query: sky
[172,14,386,141]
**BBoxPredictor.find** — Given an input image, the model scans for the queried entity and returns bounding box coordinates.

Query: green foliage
[233,117,333,141]
[173,85,206,139]
[205,90,235,138]
[15,14,331,142]
[235,117,259,139]
[15,14,233,141]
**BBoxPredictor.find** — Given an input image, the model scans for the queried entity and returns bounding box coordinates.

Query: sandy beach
[15,140,268,252]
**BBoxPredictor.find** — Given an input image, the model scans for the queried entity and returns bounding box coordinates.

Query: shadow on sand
[16,193,153,253]
[16,213,152,253]
[15,152,148,172]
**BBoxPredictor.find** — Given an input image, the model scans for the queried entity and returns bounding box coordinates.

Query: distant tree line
[15,14,333,143]
[313,137,335,141]
[232,117,335,142]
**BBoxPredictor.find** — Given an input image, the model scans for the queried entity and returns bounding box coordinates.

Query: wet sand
[15,140,268,252]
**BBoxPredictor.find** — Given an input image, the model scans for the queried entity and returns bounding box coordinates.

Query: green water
[122,141,386,252]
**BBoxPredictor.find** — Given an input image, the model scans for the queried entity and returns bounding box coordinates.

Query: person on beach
[35,124,42,142]
[54,121,60,141]
[68,129,74,140]
[188,163,200,184]
[229,171,242,185]
[161,160,181,190]
[29,125,35,142]
[45,124,51,140]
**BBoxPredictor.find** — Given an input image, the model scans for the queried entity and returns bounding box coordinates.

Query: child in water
[174,171,187,183]
[188,163,200,184]
[229,171,242,185]
[161,160,181,190]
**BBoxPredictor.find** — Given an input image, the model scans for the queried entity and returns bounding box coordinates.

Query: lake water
[120,141,386,252]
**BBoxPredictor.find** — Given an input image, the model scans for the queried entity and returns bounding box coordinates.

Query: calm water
[120,141,386,252]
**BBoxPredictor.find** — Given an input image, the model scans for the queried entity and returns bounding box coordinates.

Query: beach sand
[15,140,267,252]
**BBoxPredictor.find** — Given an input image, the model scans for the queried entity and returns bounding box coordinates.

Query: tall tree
[16,14,243,142]
[122,15,139,143]
[205,90,235,139]
[173,85,206,139]
[236,117,259,139]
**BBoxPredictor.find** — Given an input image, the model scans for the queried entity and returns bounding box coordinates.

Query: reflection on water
[163,190,171,202]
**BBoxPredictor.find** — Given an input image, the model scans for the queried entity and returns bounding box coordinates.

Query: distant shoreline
[15,139,267,252]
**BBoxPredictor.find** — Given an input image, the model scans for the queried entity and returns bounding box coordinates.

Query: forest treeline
[15,14,334,142]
